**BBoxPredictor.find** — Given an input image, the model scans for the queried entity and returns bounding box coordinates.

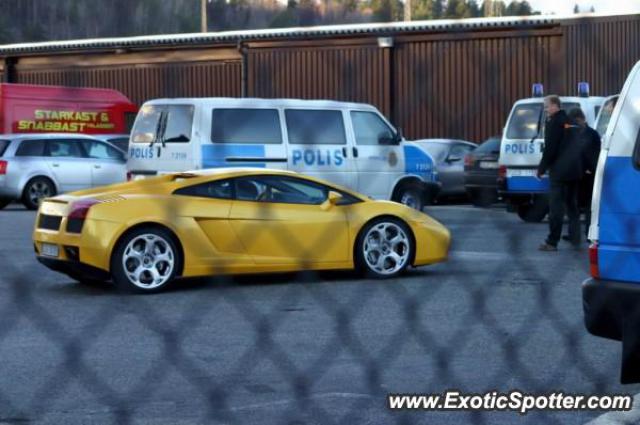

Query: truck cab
[498,84,604,222]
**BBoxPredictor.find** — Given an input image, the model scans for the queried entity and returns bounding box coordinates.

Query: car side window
[15,140,47,157]
[82,140,124,160]
[174,179,233,199]
[47,140,85,158]
[234,175,327,205]
[448,144,470,160]
[351,111,395,145]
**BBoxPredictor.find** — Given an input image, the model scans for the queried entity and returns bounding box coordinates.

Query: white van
[582,61,640,383]
[498,85,605,222]
[127,98,440,210]
[594,94,619,138]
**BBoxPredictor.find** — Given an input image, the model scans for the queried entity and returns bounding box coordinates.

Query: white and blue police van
[498,84,605,222]
[127,98,440,210]
[583,61,640,384]
[594,94,619,138]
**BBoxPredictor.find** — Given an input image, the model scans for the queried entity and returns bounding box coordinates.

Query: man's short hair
[545,95,562,108]
[568,107,586,121]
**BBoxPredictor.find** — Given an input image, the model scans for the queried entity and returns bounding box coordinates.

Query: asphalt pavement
[0,202,637,425]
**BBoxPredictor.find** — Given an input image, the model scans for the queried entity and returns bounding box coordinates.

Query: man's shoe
[538,243,558,252]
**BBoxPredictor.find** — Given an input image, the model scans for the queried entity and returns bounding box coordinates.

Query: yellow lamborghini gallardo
[33,168,450,293]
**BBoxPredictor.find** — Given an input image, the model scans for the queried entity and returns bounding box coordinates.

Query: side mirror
[321,191,343,210]
[447,155,462,163]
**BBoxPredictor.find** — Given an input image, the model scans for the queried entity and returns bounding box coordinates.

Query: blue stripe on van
[506,176,549,192]
[403,145,435,182]
[598,156,640,283]
[201,144,266,168]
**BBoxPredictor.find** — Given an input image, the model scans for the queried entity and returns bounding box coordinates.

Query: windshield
[506,102,580,140]
[474,137,500,154]
[596,97,618,137]
[419,143,448,162]
[131,105,162,144]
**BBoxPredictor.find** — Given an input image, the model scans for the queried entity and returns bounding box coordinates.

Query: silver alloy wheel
[122,234,175,289]
[363,222,410,275]
[28,180,52,206]
[400,191,419,209]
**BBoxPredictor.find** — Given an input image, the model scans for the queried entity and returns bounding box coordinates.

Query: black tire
[0,199,11,210]
[517,195,549,223]
[355,217,415,279]
[110,226,182,294]
[394,183,425,211]
[469,189,497,208]
[22,177,56,210]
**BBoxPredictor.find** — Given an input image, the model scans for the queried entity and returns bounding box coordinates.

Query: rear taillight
[464,155,474,167]
[0,160,7,175]
[498,165,507,179]
[589,243,600,279]
[68,199,100,220]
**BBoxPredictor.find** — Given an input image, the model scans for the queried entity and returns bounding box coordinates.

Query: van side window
[285,110,346,145]
[211,109,282,144]
[163,105,194,143]
[351,111,395,145]
[15,140,47,157]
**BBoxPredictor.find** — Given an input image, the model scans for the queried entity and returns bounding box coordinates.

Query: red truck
[0,83,138,135]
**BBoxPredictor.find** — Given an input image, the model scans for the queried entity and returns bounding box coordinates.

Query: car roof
[143,97,378,111]
[0,133,119,141]
[413,138,476,146]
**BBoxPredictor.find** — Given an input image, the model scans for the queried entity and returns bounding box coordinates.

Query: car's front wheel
[111,227,181,293]
[355,218,414,279]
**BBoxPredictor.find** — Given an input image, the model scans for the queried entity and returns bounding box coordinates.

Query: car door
[439,143,473,195]
[284,108,356,190]
[44,139,92,192]
[81,139,127,187]
[229,175,351,266]
[349,110,403,200]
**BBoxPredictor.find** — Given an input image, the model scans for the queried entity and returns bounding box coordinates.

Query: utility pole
[404,0,412,21]
[201,0,208,33]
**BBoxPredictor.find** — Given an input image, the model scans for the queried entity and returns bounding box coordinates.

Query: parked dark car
[464,136,501,207]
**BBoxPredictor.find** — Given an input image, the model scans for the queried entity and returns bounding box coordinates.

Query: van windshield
[131,105,162,144]
[506,102,580,140]
[596,97,618,137]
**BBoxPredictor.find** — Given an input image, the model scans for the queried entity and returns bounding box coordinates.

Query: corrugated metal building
[0,13,638,142]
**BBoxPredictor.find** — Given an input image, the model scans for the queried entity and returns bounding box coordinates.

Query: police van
[594,94,619,138]
[127,98,439,210]
[583,61,640,383]
[498,84,605,222]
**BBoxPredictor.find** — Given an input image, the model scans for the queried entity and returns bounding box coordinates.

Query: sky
[520,0,640,15]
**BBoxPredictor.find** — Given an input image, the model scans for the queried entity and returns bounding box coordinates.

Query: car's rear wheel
[0,198,11,210]
[355,218,414,279]
[22,177,55,210]
[111,227,181,293]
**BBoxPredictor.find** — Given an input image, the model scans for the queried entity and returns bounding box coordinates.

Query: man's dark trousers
[546,179,581,247]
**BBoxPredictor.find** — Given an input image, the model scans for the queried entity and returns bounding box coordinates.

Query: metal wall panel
[15,61,242,105]
[248,44,392,117]
[563,15,640,97]
[394,32,563,141]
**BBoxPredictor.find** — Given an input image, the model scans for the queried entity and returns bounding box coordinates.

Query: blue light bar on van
[578,82,590,97]
[532,83,544,97]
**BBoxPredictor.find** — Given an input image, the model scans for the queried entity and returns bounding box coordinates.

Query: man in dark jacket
[537,95,582,251]
[569,108,601,238]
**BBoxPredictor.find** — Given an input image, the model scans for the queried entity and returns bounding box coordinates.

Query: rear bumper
[582,277,640,341]
[36,256,111,281]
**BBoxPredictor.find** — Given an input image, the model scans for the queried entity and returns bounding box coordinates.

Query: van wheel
[517,196,549,222]
[22,177,55,210]
[395,183,425,210]
[355,218,414,279]
[111,226,181,294]
[0,199,11,210]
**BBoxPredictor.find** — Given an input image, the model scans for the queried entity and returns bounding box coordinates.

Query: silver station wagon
[0,134,127,209]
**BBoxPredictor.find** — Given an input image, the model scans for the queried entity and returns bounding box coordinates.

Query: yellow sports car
[33,168,450,293]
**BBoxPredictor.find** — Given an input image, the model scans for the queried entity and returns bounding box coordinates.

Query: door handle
[94,165,102,169]
[342,147,348,157]
[51,163,59,168]
[352,147,359,158]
